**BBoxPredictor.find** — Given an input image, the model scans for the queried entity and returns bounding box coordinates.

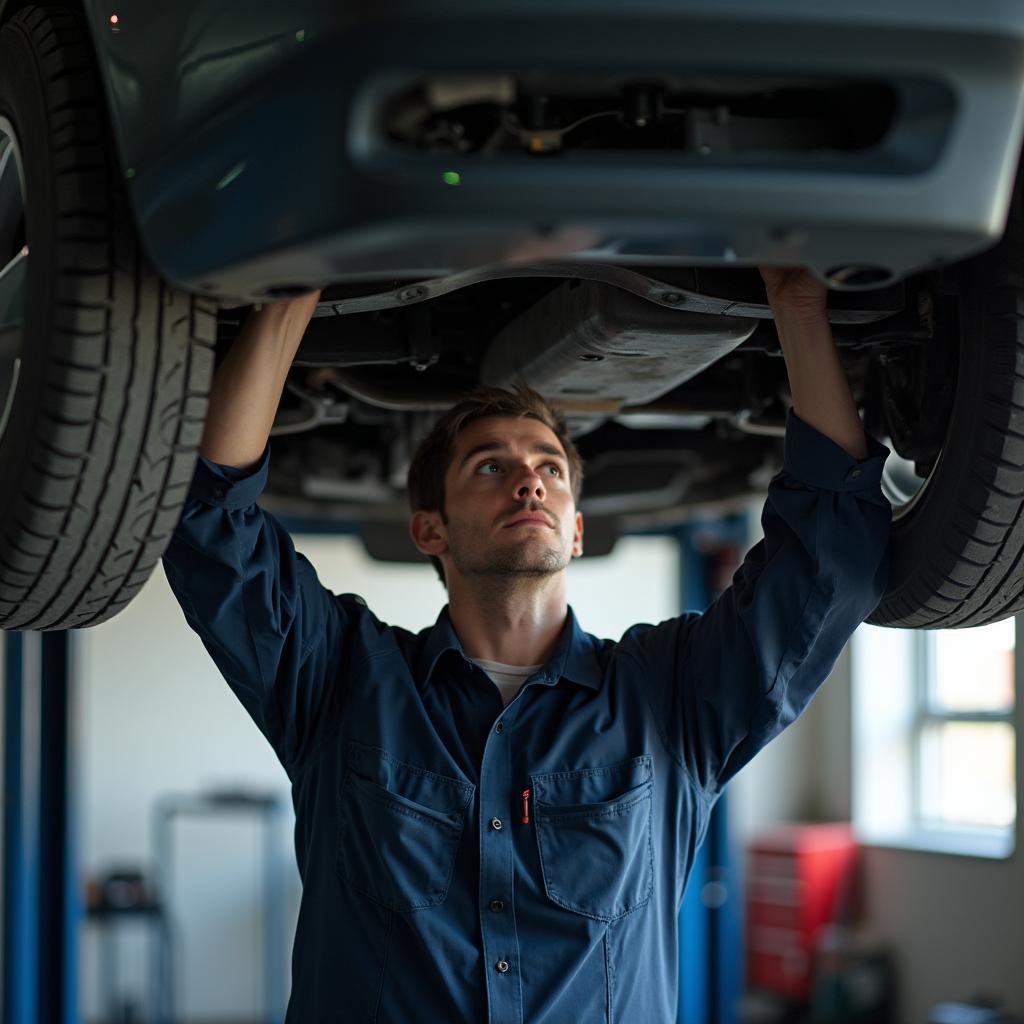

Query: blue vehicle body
[53,0,1024,303]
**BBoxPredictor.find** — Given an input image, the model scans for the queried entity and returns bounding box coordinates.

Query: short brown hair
[407,383,584,586]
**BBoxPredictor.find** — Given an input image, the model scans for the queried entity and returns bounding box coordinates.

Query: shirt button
[213,485,227,500]
[489,898,505,912]
[490,817,503,831]
[849,468,863,479]
[495,722,504,734]
[496,960,509,973]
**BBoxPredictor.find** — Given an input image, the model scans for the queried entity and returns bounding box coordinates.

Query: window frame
[851,616,1019,860]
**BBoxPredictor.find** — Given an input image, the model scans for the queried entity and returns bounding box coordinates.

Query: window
[851,616,1017,858]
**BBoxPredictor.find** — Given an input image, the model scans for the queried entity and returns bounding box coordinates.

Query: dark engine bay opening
[378,71,951,173]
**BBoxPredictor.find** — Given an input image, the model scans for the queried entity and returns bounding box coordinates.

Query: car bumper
[102,0,1024,300]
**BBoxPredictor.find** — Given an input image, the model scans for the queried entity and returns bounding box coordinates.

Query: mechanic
[162,266,891,1024]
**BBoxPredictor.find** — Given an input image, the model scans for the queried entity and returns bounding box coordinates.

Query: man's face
[411,415,584,583]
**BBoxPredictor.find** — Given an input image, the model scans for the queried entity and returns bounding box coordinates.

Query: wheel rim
[882,438,941,521]
[0,117,26,442]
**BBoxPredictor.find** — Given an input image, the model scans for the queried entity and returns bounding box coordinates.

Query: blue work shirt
[161,409,891,1024]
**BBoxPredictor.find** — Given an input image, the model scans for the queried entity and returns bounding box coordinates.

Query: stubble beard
[448,523,571,582]
[454,544,569,579]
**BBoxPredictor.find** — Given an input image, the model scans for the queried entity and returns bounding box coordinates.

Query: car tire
[869,147,1024,629]
[0,5,214,630]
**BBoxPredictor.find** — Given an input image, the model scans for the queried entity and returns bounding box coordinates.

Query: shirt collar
[416,604,603,692]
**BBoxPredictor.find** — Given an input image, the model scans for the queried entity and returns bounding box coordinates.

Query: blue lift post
[3,630,37,1024]
[676,515,749,1024]
[3,630,79,1024]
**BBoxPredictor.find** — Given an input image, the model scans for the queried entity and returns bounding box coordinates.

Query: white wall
[75,532,680,1022]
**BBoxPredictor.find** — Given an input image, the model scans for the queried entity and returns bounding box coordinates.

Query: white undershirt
[471,658,544,707]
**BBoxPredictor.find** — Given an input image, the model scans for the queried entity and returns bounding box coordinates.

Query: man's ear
[572,511,584,558]
[410,510,449,557]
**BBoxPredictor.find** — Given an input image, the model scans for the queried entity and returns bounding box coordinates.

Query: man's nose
[513,466,546,501]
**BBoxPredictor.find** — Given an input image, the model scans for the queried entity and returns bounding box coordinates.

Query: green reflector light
[443,171,461,186]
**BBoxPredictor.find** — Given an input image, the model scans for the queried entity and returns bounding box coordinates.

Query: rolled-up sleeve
[627,409,892,800]
[162,445,348,777]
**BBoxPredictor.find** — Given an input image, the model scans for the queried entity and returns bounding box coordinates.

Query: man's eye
[477,461,500,474]
[545,464,561,476]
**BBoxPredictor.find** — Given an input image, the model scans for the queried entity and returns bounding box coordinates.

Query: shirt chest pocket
[530,754,654,922]
[337,741,475,913]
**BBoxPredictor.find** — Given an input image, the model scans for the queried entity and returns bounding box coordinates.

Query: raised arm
[199,290,321,469]
[759,265,867,459]
[624,268,891,798]
[163,289,364,777]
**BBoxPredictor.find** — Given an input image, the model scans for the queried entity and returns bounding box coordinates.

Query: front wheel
[869,147,1024,628]
[0,5,214,630]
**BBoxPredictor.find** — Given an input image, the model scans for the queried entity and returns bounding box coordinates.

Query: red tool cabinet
[744,822,860,1001]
